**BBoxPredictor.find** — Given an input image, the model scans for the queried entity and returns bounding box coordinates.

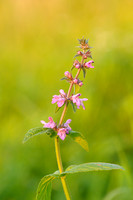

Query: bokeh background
[0,0,133,199]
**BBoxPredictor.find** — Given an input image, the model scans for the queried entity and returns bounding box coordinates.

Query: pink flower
[84,60,94,68]
[57,119,72,140]
[57,128,67,140]
[52,89,66,107]
[64,119,72,133]
[71,94,88,110]
[41,117,56,129]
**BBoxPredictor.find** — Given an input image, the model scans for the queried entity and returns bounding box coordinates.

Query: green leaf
[74,54,80,58]
[70,102,77,112]
[36,162,124,199]
[55,102,65,113]
[61,162,124,176]
[73,84,80,94]
[36,171,60,200]
[68,130,89,152]
[60,77,68,81]
[23,127,56,143]
[71,65,75,71]
[55,105,62,113]
[45,128,57,138]
[75,84,80,93]
[82,68,86,78]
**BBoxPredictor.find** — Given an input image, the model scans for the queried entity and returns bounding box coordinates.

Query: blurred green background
[0,0,133,199]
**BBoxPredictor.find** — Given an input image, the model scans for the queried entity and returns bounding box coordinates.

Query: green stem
[55,137,71,200]
[55,58,84,200]
[59,68,81,125]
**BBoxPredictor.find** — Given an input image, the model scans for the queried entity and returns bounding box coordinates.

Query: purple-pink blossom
[71,94,88,110]
[41,117,72,140]
[64,119,72,133]
[84,60,94,68]
[57,128,67,140]
[52,89,66,107]
[41,117,56,129]
[57,119,72,140]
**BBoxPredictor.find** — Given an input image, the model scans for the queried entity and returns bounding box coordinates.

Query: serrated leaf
[23,127,56,143]
[68,130,89,152]
[61,163,124,176]
[70,102,77,112]
[36,162,124,199]
[82,68,86,78]
[36,171,60,200]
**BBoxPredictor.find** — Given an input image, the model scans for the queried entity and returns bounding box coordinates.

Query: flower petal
[59,89,66,96]
[57,99,65,107]
[40,120,46,125]
[57,128,67,140]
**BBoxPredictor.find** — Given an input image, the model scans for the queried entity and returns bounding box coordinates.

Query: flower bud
[83,55,87,59]
[79,82,83,87]
[64,71,72,79]
[75,63,80,68]
[73,79,78,84]
[73,60,81,69]
[77,51,83,55]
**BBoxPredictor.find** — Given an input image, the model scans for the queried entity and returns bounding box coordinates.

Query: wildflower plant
[23,38,124,200]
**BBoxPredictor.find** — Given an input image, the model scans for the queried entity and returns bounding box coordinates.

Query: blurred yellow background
[0,0,133,199]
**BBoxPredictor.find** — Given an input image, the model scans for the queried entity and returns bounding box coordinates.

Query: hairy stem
[55,58,84,200]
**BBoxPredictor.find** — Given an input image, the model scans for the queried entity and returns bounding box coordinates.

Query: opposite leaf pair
[23,126,89,151]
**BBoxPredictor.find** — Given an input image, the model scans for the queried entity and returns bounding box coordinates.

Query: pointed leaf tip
[82,68,86,78]
[62,162,124,176]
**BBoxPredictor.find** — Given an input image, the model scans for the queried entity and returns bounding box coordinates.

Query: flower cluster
[64,71,83,87]
[41,117,71,140]
[52,90,88,110]
[73,78,83,86]
[73,60,94,69]
[41,38,94,140]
